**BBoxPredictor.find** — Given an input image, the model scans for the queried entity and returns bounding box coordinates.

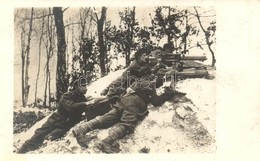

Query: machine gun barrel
[181,55,207,61]
[163,54,207,62]
[159,52,209,90]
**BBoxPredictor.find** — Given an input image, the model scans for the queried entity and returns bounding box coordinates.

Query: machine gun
[148,51,209,90]
[161,52,207,70]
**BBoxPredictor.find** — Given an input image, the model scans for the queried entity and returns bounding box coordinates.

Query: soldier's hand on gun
[164,86,175,95]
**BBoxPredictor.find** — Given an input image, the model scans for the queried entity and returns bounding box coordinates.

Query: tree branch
[187,43,207,50]
[93,7,99,21]
[64,22,81,28]
[187,11,215,18]
[194,7,206,33]
[16,13,53,21]
[88,10,97,23]
[194,7,216,66]
[63,7,69,13]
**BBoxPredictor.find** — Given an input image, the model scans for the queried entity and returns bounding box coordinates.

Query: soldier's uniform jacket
[47,91,90,129]
[95,59,172,128]
[104,59,148,98]
[113,79,171,117]
[70,63,175,151]
[16,90,93,153]
[113,65,172,119]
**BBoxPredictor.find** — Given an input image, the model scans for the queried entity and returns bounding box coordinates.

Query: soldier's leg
[16,121,55,153]
[95,124,127,153]
[96,110,140,153]
[44,128,68,141]
[72,107,121,148]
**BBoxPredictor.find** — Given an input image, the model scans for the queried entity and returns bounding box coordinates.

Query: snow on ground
[13,68,216,154]
[86,69,125,97]
[177,78,216,138]
[13,113,52,150]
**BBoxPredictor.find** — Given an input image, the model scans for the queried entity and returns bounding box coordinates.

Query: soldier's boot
[95,125,127,153]
[72,119,102,148]
[16,141,39,154]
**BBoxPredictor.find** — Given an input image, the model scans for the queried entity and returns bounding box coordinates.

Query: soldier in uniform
[100,48,151,99]
[17,78,106,153]
[83,48,152,123]
[72,57,176,153]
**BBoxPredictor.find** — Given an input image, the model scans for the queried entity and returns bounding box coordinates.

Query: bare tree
[21,8,34,107]
[79,8,94,76]
[34,11,45,106]
[53,7,68,101]
[21,29,26,107]
[43,8,55,107]
[194,7,216,66]
[182,10,190,54]
[95,7,107,77]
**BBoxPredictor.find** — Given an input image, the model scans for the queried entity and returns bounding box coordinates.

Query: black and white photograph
[12,6,216,154]
[1,0,260,161]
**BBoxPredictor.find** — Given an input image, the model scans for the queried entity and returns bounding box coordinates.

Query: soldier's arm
[93,96,107,104]
[101,69,136,98]
[100,63,145,97]
[149,88,173,107]
[100,75,124,96]
[60,93,88,111]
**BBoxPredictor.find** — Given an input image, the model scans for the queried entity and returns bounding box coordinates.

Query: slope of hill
[13,68,216,154]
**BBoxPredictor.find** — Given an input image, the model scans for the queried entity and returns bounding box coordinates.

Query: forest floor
[13,66,216,154]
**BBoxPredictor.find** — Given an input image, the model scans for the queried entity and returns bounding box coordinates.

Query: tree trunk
[128,7,135,67]
[44,11,51,107]
[97,7,107,77]
[167,6,171,43]
[194,7,216,67]
[53,7,68,101]
[23,8,34,106]
[183,11,188,54]
[21,31,25,107]
[124,7,136,67]
[45,8,55,107]
[206,36,216,66]
[43,65,48,107]
[48,66,51,107]
[34,12,45,106]
[79,9,86,75]
[66,24,70,75]
[44,53,51,107]
[125,48,131,66]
